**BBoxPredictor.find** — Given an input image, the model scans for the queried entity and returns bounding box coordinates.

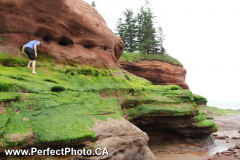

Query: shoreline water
[207,102,240,110]
[150,106,240,160]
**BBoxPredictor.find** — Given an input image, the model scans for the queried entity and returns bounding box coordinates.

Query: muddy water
[149,137,229,160]
[149,114,240,160]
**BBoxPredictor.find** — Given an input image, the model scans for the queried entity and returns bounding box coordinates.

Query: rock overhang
[0,0,124,68]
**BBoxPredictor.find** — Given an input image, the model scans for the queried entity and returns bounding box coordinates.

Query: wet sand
[149,114,240,160]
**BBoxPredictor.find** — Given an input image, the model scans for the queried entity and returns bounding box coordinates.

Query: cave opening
[57,36,74,46]
[34,27,55,42]
[133,120,183,144]
[76,39,97,49]
[43,36,50,42]
[83,44,93,49]
[130,116,215,150]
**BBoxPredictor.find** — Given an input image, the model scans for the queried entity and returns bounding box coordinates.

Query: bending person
[22,40,42,74]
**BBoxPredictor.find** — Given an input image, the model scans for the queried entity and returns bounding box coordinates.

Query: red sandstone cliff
[120,60,189,89]
[0,0,124,69]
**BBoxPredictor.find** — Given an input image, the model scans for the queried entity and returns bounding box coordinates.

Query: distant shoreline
[207,101,240,110]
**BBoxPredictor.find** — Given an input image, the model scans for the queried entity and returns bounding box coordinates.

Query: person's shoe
[32,72,37,74]
[27,66,31,68]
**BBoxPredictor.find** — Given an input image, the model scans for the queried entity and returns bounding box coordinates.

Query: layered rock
[120,60,189,89]
[0,0,124,68]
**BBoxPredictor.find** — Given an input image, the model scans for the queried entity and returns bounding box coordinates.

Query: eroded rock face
[120,61,189,89]
[0,0,124,68]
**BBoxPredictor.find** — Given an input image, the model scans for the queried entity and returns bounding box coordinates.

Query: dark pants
[24,47,35,60]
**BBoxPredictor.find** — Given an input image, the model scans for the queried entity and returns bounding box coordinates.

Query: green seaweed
[194,111,218,131]
[0,58,217,149]
[124,104,195,120]
[193,94,207,103]
[196,120,218,131]
[195,111,207,122]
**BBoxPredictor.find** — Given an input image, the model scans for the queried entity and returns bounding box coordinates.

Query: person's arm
[34,44,37,57]
[22,44,26,54]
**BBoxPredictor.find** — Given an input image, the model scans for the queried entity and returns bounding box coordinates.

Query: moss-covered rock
[119,51,183,66]
[193,94,208,105]
[194,111,218,132]
[0,55,217,151]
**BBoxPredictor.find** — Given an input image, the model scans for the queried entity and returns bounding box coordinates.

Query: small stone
[233,137,239,140]
[226,141,229,143]
[213,133,218,136]
[233,149,240,153]
[224,153,232,156]
[228,147,235,151]
[235,153,240,156]
[216,136,226,139]
[236,143,240,149]
[225,135,229,138]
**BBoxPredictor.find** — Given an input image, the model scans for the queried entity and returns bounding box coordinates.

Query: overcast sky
[83,0,240,106]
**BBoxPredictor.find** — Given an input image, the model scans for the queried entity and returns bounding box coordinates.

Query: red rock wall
[0,0,124,69]
[120,60,189,89]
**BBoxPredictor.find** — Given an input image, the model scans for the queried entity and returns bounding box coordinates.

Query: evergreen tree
[122,9,137,52]
[155,27,165,54]
[138,0,158,54]
[115,18,125,39]
[115,0,165,54]
[91,1,96,9]
[135,7,144,52]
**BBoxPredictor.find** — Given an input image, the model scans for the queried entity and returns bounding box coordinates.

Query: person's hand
[35,54,37,57]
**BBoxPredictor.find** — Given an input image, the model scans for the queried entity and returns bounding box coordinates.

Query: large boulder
[88,118,156,160]
[0,0,124,68]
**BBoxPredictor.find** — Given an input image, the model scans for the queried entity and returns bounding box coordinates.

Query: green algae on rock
[194,111,218,132]
[0,55,217,150]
